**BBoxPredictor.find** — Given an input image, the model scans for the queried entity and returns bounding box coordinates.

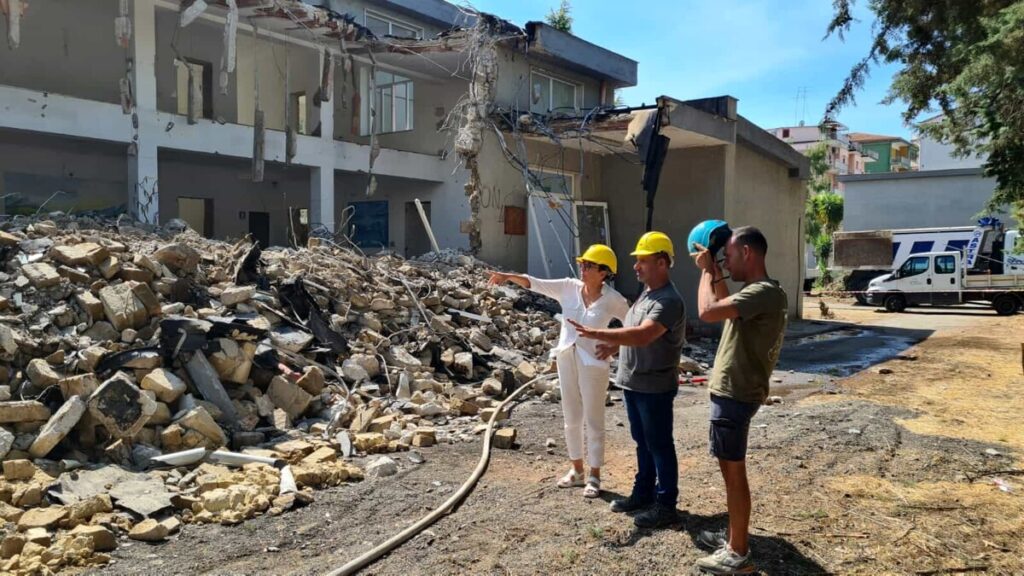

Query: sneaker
[696,529,728,550]
[695,545,755,574]
[609,494,653,513]
[633,502,681,528]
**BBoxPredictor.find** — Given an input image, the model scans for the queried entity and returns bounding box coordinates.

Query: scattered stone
[17,506,68,530]
[493,427,517,449]
[296,366,326,395]
[26,358,61,388]
[365,456,399,478]
[3,459,38,481]
[153,243,201,274]
[220,285,255,306]
[128,518,169,542]
[68,525,116,552]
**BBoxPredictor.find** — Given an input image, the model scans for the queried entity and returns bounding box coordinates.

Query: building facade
[0,0,808,319]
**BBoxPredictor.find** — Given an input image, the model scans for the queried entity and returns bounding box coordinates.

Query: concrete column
[128,0,159,224]
[310,49,335,234]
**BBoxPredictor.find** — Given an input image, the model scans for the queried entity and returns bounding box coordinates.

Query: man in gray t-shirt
[570,231,686,529]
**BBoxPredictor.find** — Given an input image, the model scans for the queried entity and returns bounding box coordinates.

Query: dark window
[946,239,969,253]
[782,128,790,138]
[892,242,901,260]
[347,201,389,249]
[910,241,933,254]
[934,255,957,274]
[899,256,929,277]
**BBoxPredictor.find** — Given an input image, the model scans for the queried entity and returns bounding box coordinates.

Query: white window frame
[530,70,581,114]
[364,9,423,40]
[529,167,576,201]
[359,67,415,136]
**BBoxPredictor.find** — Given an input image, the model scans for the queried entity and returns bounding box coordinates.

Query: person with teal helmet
[687,219,732,258]
[487,244,628,499]
[691,225,788,575]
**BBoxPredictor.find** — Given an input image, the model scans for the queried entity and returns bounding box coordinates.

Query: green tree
[804,142,844,287]
[545,0,573,33]
[825,1,1024,218]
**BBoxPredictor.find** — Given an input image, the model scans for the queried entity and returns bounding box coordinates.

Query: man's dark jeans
[623,388,678,507]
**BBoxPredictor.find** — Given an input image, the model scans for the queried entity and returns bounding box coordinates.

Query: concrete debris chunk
[267,376,312,421]
[0,401,51,424]
[22,262,61,288]
[29,396,86,458]
[153,243,201,274]
[87,372,158,439]
[140,368,187,403]
[185,352,239,425]
[98,282,150,331]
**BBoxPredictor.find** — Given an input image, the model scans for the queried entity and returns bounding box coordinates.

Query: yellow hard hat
[630,231,674,258]
[576,244,618,274]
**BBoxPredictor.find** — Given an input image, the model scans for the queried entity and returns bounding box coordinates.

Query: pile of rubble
[0,214,559,574]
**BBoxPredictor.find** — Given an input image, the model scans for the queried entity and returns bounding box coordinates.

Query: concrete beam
[0,85,132,143]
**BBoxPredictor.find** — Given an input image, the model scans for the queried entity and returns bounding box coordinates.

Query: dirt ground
[91,297,1024,575]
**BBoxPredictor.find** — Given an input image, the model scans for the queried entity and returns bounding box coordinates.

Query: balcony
[890,156,912,171]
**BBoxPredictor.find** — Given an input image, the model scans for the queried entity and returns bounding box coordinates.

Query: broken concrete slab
[109,478,174,518]
[51,243,110,267]
[185,352,238,425]
[29,396,86,458]
[21,263,61,288]
[86,372,158,439]
[16,506,67,531]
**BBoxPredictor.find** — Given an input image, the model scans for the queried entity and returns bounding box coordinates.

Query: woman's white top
[526,276,630,367]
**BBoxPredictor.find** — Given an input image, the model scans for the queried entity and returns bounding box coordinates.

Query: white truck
[864,228,1024,315]
[821,225,983,300]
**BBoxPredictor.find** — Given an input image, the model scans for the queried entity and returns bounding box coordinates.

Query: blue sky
[469,0,917,139]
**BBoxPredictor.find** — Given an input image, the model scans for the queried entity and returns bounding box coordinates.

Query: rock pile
[0,214,558,573]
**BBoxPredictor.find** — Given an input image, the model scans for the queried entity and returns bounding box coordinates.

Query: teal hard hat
[687,220,732,256]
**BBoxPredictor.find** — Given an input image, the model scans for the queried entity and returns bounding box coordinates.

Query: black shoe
[633,502,681,528]
[609,494,653,513]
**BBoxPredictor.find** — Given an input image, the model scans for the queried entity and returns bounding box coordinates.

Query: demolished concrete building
[0,0,808,319]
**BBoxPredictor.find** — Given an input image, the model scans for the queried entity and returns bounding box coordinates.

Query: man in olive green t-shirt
[692,226,787,575]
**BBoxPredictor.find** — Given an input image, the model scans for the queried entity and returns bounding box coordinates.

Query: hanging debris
[253,109,265,182]
[119,60,134,115]
[219,0,238,95]
[451,22,499,255]
[2,0,22,49]
[365,51,380,197]
[115,0,132,48]
[179,0,208,28]
[187,67,202,125]
[319,48,334,103]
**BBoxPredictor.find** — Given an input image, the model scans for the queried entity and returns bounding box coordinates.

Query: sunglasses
[579,261,600,271]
